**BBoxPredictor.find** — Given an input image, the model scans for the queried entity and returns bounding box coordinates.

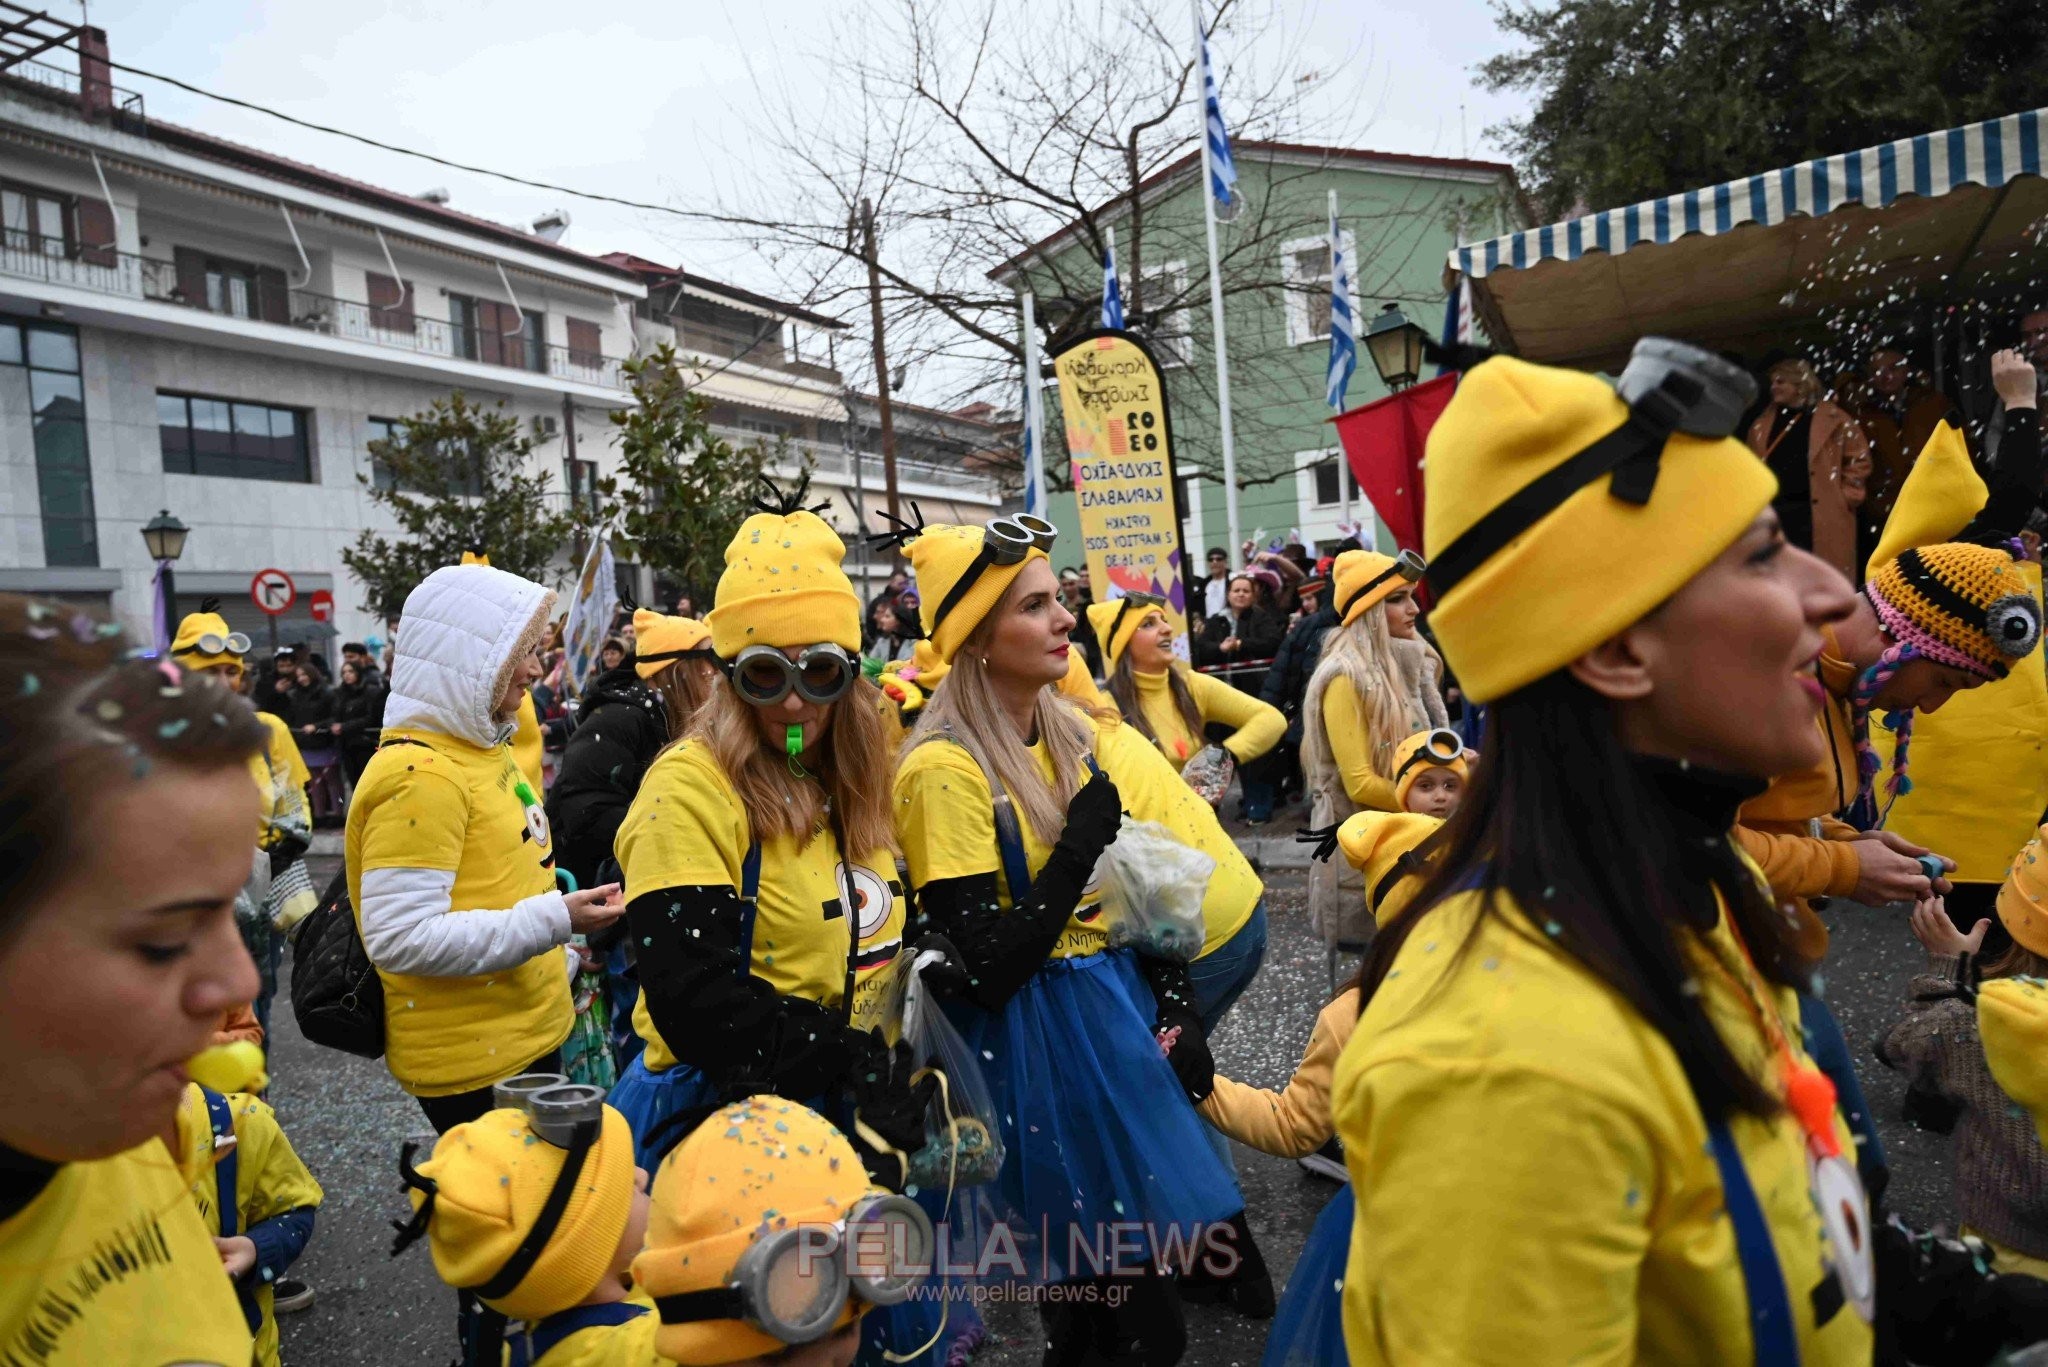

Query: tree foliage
[342,393,575,616]
[1485,0,2048,222]
[598,344,778,599]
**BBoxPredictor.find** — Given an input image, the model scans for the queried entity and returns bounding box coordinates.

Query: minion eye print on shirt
[837,861,904,971]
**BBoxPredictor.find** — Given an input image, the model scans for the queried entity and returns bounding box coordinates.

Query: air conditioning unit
[536,415,559,439]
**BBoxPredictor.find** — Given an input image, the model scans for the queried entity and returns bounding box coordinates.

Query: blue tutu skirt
[1261,1183,1352,1367]
[948,948,1243,1286]
[607,1053,721,1169]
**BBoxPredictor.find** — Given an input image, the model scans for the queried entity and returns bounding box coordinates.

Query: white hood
[383,563,555,749]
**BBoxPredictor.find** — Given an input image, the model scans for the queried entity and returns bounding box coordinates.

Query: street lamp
[140,509,188,654]
[1363,302,1429,393]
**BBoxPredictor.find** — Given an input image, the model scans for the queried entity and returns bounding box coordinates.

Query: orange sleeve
[213,1002,264,1049]
[1733,823,1862,903]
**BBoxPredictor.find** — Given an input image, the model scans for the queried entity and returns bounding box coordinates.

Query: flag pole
[1020,290,1047,518]
[1193,0,1242,571]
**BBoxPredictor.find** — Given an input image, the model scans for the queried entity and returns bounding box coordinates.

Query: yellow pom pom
[186,1040,267,1094]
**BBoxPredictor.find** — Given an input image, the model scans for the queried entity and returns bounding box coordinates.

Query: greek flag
[1326,206,1356,411]
[1101,233,1124,329]
[1200,30,1239,213]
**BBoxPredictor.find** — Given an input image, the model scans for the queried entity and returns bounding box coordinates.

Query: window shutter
[255,265,290,325]
[172,247,207,307]
[566,318,601,366]
[75,197,115,267]
[475,299,506,367]
[367,272,415,331]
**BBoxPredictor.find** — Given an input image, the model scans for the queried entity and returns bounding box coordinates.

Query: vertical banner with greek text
[1051,329,1188,641]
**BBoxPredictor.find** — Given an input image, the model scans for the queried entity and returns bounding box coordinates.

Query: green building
[993,140,1518,596]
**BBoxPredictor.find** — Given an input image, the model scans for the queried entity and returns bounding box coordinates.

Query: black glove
[848,1029,938,1190]
[1052,770,1124,868]
[1156,1006,1215,1104]
[913,933,972,999]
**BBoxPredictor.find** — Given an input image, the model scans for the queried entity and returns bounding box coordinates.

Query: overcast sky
[68,0,1531,401]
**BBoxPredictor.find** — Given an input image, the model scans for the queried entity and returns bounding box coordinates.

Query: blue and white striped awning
[1453,108,2047,279]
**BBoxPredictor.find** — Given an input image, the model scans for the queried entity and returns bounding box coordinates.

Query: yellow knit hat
[1088,596,1164,671]
[1980,976,2048,1150]
[171,608,248,672]
[1332,550,1417,627]
[706,510,861,659]
[1336,810,1443,927]
[633,1096,882,1366]
[1388,728,1471,811]
[905,523,1046,663]
[632,608,713,680]
[411,1105,637,1320]
[1865,543,2042,682]
[1997,825,2048,960]
[1422,354,1775,703]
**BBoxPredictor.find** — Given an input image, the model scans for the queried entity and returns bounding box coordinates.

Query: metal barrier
[1191,656,1277,681]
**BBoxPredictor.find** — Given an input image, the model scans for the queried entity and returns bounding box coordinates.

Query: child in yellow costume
[163,1084,323,1367]
[394,1084,659,1366]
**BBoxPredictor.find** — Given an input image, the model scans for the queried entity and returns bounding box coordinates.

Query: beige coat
[1747,400,1871,581]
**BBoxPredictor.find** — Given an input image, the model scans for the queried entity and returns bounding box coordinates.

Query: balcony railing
[0,242,626,389]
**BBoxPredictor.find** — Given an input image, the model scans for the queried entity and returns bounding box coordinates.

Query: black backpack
[289,867,385,1059]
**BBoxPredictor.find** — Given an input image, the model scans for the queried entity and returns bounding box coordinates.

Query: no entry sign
[308,589,334,623]
[251,567,297,615]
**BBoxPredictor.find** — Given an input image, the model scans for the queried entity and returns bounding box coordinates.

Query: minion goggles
[1107,590,1169,642]
[1341,550,1425,620]
[653,1192,933,1346]
[1394,728,1466,785]
[929,513,1059,631]
[174,630,252,659]
[728,643,861,706]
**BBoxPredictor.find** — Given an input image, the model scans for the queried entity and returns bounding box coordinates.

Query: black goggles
[1109,591,1169,644]
[728,644,860,706]
[1394,728,1466,784]
[1426,337,1757,598]
[468,1078,607,1301]
[1341,550,1426,620]
[655,1192,934,1344]
[930,514,1059,632]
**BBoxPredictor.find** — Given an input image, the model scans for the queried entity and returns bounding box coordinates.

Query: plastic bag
[1095,817,1214,962]
[1180,744,1236,807]
[900,951,1005,1190]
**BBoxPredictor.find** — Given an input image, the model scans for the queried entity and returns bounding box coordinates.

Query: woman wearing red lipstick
[0,595,268,1365]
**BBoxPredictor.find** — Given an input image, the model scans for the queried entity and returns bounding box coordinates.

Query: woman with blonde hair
[1301,548,1449,946]
[1747,356,1871,580]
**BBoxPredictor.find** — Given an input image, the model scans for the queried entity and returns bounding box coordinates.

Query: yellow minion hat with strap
[1335,810,1443,928]
[882,508,1056,663]
[1388,727,1471,811]
[1979,974,2048,1150]
[1421,340,1775,704]
[171,599,249,672]
[1088,596,1165,672]
[632,608,713,680]
[706,479,861,659]
[1332,549,1420,627]
[1997,823,2048,961]
[401,1104,637,1321]
[632,1096,883,1366]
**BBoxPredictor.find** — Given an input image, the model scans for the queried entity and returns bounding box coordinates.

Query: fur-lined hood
[383,563,555,749]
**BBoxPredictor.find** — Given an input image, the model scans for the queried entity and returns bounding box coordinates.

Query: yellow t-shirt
[519,1298,662,1366]
[169,1086,325,1367]
[614,741,908,1073]
[345,725,573,1097]
[0,1140,254,1366]
[1333,889,1872,1366]
[893,711,1263,959]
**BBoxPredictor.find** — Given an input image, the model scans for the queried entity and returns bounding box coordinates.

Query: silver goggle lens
[984,518,1039,565]
[491,1072,568,1112]
[745,1227,847,1344]
[844,1195,933,1306]
[523,1083,607,1146]
[1421,727,1463,764]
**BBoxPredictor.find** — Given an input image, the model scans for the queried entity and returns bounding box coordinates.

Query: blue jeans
[1188,902,1269,1174]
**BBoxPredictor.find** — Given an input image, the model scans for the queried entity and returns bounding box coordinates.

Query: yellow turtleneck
[1132,664,1284,772]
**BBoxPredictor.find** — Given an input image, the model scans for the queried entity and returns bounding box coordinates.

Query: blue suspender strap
[510,1301,649,1365]
[733,841,762,970]
[993,754,1106,906]
[201,1086,238,1239]
[1705,1119,1801,1367]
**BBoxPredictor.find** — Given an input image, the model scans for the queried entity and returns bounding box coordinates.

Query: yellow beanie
[1998,825,2048,960]
[633,1096,881,1366]
[1388,729,1471,811]
[171,609,246,672]
[632,608,712,680]
[412,1105,637,1320]
[1979,976,2048,1150]
[1332,550,1411,627]
[1087,597,1161,671]
[706,511,861,659]
[906,523,1045,663]
[1423,355,1775,703]
[1336,810,1442,927]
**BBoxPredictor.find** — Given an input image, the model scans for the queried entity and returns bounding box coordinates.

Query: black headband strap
[1426,378,1697,599]
[466,1119,599,1300]
[635,645,717,666]
[930,555,993,634]
[1340,564,1405,621]
[655,1286,747,1325]
[1394,742,1462,784]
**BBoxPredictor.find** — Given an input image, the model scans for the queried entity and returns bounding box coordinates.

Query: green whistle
[785,724,804,758]
[514,780,539,809]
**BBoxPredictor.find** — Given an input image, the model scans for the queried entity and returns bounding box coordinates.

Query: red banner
[1330,372,1459,559]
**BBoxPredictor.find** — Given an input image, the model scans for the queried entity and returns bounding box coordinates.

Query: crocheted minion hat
[706,482,862,659]
[1088,597,1165,672]
[632,608,712,681]
[1421,348,1774,703]
[1997,824,2048,961]
[1331,550,1413,627]
[170,602,246,672]
[406,1104,637,1320]
[899,522,1047,664]
[633,1096,882,1366]
[1864,544,2042,683]
[1388,728,1471,811]
[1335,810,1443,928]
[1979,975,2048,1149]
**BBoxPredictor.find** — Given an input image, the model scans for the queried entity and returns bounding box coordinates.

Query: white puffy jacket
[357,562,575,979]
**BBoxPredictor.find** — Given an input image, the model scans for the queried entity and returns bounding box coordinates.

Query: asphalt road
[271,852,1953,1366]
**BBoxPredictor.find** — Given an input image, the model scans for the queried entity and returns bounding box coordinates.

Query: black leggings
[1039,1267,1186,1366]
[415,1048,565,1134]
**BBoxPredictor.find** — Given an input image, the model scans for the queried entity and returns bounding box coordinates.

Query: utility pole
[860,198,902,543]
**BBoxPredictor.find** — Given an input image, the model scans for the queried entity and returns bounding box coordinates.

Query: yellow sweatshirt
[1321,676,1400,812]
[1200,989,1358,1157]
[1132,666,1284,771]
[1333,889,1871,1366]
